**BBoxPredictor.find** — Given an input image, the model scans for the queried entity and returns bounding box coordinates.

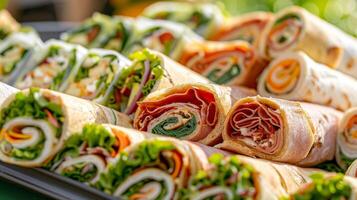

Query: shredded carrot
[112,128,131,155]
[266,59,300,91]
[3,129,31,143]
[129,193,147,200]
[170,151,183,178]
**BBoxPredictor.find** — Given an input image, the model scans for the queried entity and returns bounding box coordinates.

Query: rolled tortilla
[178,40,266,88]
[0,88,131,167]
[134,83,257,146]
[47,123,144,184]
[336,108,357,170]
[94,137,210,197]
[62,48,131,105]
[141,1,225,38]
[217,95,341,166]
[104,49,210,115]
[285,173,357,200]
[258,51,357,111]
[210,12,273,51]
[123,17,202,59]
[0,82,18,105]
[101,16,133,52]
[260,6,357,80]
[0,10,20,40]
[183,154,317,200]
[15,39,87,91]
[0,32,43,84]
[346,160,357,178]
[61,13,115,48]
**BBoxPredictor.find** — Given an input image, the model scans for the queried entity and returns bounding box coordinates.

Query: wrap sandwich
[0,88,131,167]
[134,83,257,145]
[217,95,342,167]
[62,49,131,104]
[104,49,209,115]
[257,51,357,111]
[0,10,20,40]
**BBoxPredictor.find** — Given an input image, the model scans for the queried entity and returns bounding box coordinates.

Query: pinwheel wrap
[0,32,43,84]
[47,124,144,184]
[105,49,209,115]
[61,13,115,48]
[134,83,256,145]
[217,96,341,166]
[0,88,131,167]
[123,18,202,59]
[95,137,209,199]
[141,2,225,38]
[210,12,273,50]
[260,6,357,80]
[178,40,265,88]
[258,51,357,111]
[63,49,131,104]
[336,108,357,170]
[15,40,87,91]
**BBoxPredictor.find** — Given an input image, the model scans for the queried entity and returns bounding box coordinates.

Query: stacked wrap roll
[337,108,357,170]
[258,51,357,111]
[0,32,43,84]
[62,48,131,104]
[260,6,357,79]
[210,12,273,50]
[0,88,131,167]
[141,1,225,38]
[47,124,145,184]
[105,49,210,115]
[15,39,87,91]
[178,40,264,88]
[94,137,210,198]
[217,95,341,166]
[134,83,256,145]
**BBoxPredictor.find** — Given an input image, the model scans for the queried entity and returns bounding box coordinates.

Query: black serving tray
[0,161,117,200]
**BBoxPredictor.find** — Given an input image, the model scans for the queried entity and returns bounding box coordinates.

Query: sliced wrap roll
[0,82,18,105]
[0,32,43,84]
[181,154,317,200]
[63,49,131,104]
[94,137,209,198]
[0,10,20,40]
[15,40,87,91]
[0,88,131,167]
[134,83,257,145]
[61,13,114,48]
[105,49,209,115]
[210,12,273,50]
[141,2,225,38]
[336,108,357,170]
[101,16,133,52]
[217,96,341,166]
[284,173,357,200]
[178,40,265,88]
[47,123,144,184]
[123,18,201,59]
[260,6,357,79]
[258,51,357,111]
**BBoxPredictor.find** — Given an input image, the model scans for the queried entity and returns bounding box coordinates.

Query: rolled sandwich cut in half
[141,2,225,38]
[94,137,210,198]
[105,49,209,115]
[134,83,257,146]
[258,51,357,111]
[217,96,341,167]
[260,6,357,79]
[46,123,144,184]
[178,40,265,88]
[0,88,131,167]
[0,32,43,84]
[61,13,114,48]
[336,108,357,170]
[15,40,87,91]
[62,49,131,104]
[210,12,273,50]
